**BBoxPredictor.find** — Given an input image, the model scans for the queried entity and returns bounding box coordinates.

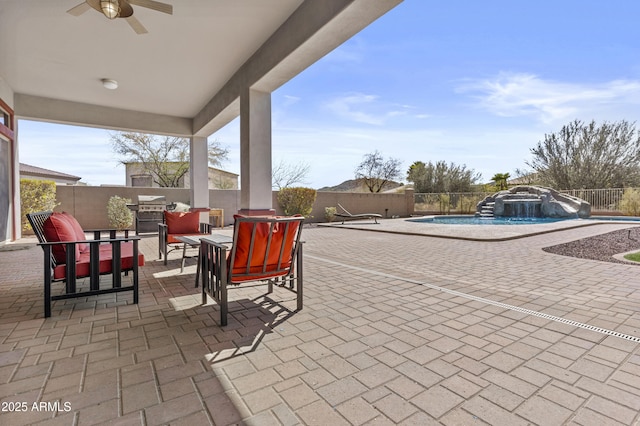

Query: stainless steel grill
[128,195,168,234]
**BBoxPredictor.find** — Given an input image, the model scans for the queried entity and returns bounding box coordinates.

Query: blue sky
[18,0,640,188]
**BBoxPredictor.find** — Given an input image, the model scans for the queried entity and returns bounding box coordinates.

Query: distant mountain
[318,178,403,192]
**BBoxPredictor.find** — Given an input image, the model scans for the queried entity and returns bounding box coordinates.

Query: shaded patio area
[1,222,640,425]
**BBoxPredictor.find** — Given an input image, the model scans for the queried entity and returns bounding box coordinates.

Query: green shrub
[438,194,451,214]
[107,195,133,230]
[620,188,640,216]
[459,195,478,214]
[20,179,58,232]
[325,206,337,222]
[277,187,317,217]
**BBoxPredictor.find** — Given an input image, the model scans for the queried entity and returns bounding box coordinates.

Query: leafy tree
[527,120,640,189]
[272,160,311,190]
[355,151,402,193]
[20,179,58,232]
[111,132,228,187]
[407,160,480,193]
[491,173,510,191]
[512,168,539,185]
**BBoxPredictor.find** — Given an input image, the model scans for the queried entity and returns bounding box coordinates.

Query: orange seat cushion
[53,242,145,280]
[165,211,200,234]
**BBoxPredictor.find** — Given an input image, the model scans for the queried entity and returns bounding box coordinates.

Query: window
[131,174,153,187]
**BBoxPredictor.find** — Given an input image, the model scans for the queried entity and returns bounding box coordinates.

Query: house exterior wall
[0,84,17,243]
[125,163,238,189]
[0,80,13,106]
[205,169,238,190]
[0,137,10,242]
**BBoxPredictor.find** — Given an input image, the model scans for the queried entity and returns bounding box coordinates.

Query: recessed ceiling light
[101,79,118,90]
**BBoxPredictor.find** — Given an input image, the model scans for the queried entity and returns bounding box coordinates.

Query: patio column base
[238,209,275,217]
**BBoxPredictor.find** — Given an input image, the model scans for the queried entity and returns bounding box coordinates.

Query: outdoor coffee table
[175,234,233,287]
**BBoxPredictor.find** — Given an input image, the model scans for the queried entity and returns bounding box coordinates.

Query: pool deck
[1,219,640,425]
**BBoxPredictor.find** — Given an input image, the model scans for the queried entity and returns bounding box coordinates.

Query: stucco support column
[239,88,274,215]
[190,136,210,221]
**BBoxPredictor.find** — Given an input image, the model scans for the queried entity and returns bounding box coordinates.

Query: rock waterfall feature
[476,186,591,219]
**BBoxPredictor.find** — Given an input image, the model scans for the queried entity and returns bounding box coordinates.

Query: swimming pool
[408,215,570,225]
[407,215,640,225]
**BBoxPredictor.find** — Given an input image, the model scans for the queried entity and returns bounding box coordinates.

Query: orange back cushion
[43,212,81,263]
[164,211,200,234]
[230,215,300,277]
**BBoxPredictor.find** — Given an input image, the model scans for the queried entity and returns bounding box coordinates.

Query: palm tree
[491,172,510,191]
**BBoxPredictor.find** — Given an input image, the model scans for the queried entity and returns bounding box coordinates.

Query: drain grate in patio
[442,288,640,344]
[309,255,640,344]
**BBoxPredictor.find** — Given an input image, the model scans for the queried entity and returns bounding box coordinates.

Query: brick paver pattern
[0,221,639,425]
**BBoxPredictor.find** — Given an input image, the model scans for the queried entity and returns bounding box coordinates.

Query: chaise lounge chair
[335,203,382,224]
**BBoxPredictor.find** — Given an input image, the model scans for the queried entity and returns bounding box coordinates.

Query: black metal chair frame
[200,216,304,326]
[26,211,140,318]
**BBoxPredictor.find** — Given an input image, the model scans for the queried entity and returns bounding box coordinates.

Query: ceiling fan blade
[66,2,91,16]
[128,0,173,15]
[86,0,102,13]
[126,16,148,34]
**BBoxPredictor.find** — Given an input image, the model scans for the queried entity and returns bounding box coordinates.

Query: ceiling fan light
[100,0,121,19]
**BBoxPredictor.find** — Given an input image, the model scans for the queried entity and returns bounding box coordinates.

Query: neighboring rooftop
[20,163,82,185]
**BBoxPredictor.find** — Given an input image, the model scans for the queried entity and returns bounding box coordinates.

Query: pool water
[407,216,569,225]
[407,215,640,225]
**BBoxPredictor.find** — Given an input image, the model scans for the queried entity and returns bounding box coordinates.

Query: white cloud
[324,93,383,125]
[282,95,300,106]
[456,72,640,124]
[324,93,421,125]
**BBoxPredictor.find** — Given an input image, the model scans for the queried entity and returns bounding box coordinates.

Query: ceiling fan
[67,0,173,34]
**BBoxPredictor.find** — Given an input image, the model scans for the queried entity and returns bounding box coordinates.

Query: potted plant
[107,195,133,232]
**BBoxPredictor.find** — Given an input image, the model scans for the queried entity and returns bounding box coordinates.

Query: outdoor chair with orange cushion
[158,210,211,266]
[26,211,143,318]
[200,215,304,326]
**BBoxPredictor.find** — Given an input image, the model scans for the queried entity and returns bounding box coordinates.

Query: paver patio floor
[1,220,639,425]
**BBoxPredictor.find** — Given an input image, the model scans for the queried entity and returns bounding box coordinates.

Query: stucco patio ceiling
[0,0,401,136]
